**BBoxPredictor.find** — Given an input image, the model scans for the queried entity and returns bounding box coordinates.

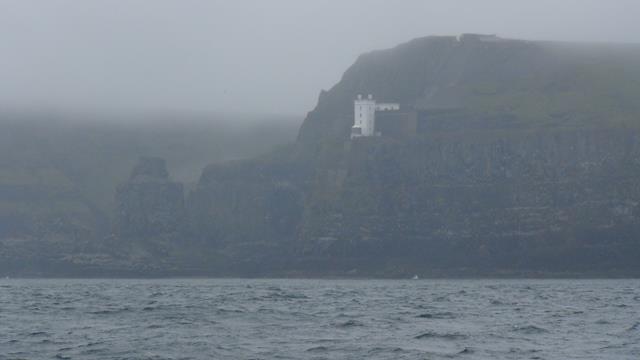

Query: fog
[1,0,639,117]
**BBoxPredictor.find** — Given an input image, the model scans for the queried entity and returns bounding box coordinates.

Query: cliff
[5,34,640,276]
[115,157,185,239]
[0,123,101,275]
[298,129,640,274]
[191,35,640,276]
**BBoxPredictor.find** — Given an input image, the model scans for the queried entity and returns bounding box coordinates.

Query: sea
[0,278,638,359]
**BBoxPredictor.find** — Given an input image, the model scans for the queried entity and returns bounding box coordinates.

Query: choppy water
[0,279,639,359]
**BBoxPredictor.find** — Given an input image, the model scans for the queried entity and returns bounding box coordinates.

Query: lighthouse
[351,94,376,138]
[351,94,400,138]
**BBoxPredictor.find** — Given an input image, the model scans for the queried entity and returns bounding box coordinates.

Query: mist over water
[1,279,639,359]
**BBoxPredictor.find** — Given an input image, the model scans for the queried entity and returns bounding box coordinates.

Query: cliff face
[0,127,100,275]
[191,129,640,274]
[115,157,185,239]
[185,149,312,273]
[189,35,640,275]
[108,156,188,273]
[298,128,640,273]
[0,114,301,276]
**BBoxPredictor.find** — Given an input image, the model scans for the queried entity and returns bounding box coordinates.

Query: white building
[351,94,400,138]
[375,103,400,111]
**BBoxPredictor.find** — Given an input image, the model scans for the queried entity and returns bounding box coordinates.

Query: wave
[512,325,548,334]
[414,331,467,340]
[626,322,640,332]
[28,331,49,337]
[335,319,364,328]
[416,311,456,319]
[306,346,329,352]
[367,347,407,355]
[89,307,132,315]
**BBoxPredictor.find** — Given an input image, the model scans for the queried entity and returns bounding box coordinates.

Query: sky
[0,0,639,118]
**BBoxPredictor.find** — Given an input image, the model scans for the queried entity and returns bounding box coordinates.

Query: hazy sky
[1,0,639,117]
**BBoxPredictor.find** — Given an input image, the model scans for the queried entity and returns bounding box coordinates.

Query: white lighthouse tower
[351,94,376,138]
[351,94,400,138]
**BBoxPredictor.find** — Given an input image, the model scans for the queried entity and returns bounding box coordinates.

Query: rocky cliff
[298,128,640,274]
[190,35,640,276]
[0,113,300,276]
[0,125,101,275]
[115,157,185,239]
[5,34,640,276]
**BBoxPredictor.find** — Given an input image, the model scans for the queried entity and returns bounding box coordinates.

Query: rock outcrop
[115,157,185,239]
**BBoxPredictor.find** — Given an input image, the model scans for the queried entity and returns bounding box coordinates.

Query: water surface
[0,279,638,359]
